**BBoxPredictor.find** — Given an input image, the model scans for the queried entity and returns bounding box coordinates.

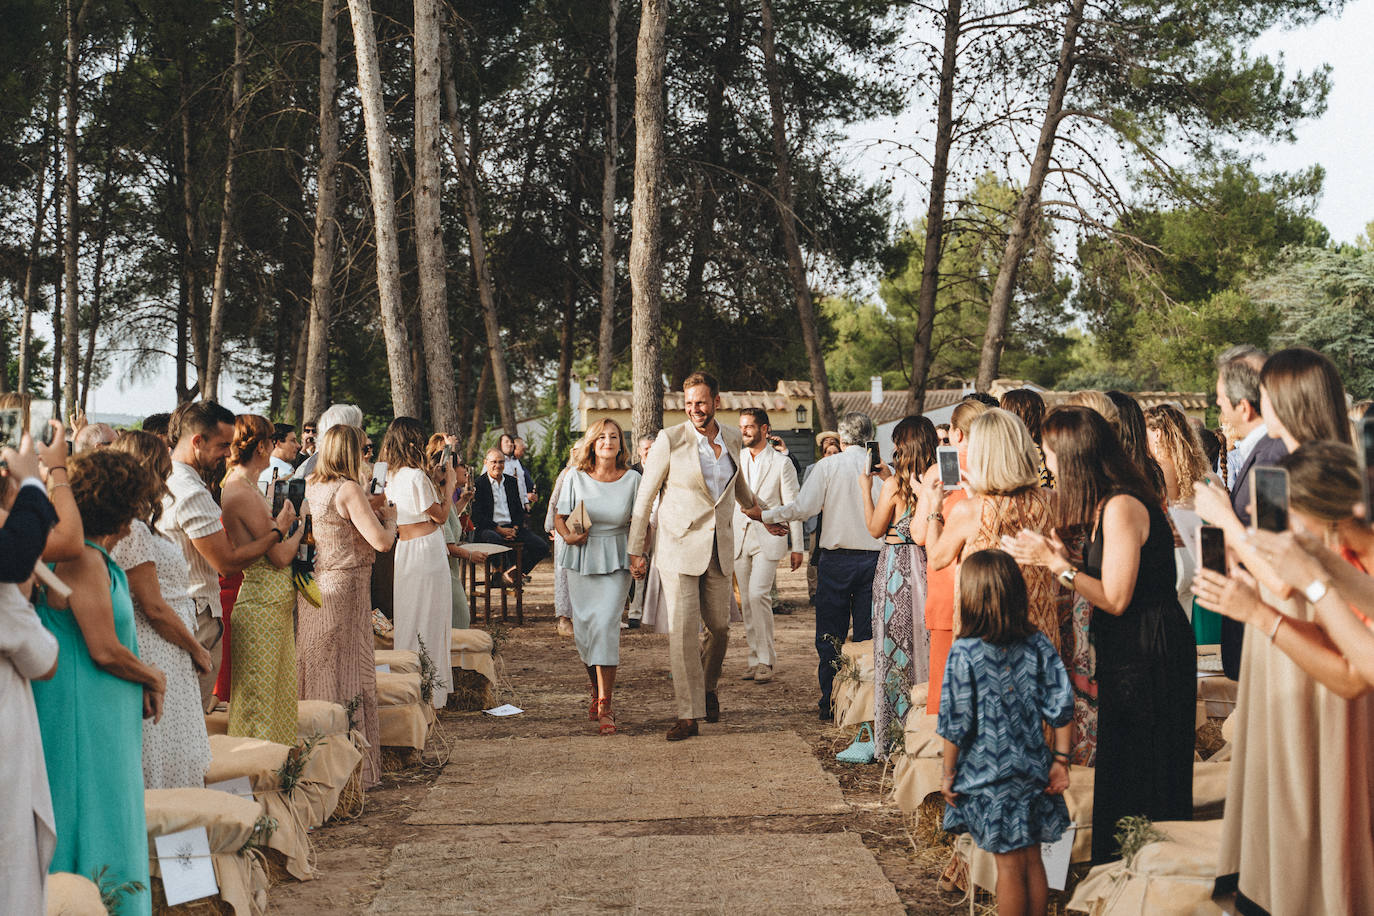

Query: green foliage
[1114,815,1167,866]
[1254,245,1374,398]
[825,174,1072,392]
[1076,163,1321,389]
[91,864,146,915]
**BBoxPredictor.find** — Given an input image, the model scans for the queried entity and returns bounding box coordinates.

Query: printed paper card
[154,826,218,906]
[482,703,524,717]
[1042,825,1077,891]
[204,775,255,800]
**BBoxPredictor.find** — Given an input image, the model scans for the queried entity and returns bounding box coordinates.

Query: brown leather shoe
[666,718,698,741]
[704,691,720,723]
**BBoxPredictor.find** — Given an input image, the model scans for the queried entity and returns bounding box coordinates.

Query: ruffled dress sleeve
[936,641,976,747]
[1034,631,1074,728]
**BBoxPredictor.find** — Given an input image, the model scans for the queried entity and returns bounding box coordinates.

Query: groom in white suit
[629,372,769,741]
[733,408,802,684]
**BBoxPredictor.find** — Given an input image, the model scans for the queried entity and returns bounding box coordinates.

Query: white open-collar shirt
[693,424,735,501]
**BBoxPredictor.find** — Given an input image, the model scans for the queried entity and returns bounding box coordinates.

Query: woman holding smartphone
[1189,348,1370,915]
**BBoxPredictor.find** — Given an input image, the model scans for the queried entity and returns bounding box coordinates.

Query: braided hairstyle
[228,414,274,468]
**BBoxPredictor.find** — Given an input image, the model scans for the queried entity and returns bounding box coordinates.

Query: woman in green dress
[33,449,167,916]
[222,415,305,745]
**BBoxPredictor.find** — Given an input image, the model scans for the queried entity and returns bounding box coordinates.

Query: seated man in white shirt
[472,448,549,581]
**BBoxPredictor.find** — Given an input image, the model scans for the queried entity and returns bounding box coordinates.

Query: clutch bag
[567,502,591,536]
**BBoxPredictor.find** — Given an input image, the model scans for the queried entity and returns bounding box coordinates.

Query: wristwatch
[1304,578,1330,604]
[1057,567,1078,590]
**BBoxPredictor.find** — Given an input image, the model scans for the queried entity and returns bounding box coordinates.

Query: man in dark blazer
[1215,345,1288,680]
[472,447,548,578]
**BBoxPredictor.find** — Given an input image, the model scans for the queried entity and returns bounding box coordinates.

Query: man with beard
[733,408,802,683]
[628,372,772,740]
[163,401,296,709]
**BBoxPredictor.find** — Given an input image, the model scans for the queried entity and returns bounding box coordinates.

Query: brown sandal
[597,698,616,735]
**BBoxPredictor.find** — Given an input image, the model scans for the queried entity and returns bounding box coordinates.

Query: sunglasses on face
[363,444,374,456]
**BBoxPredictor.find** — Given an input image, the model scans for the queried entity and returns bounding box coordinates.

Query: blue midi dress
[937,631,1073,854]
[557,469,640,666]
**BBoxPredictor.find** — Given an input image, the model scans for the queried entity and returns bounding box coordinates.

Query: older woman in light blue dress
[555,418,640,735]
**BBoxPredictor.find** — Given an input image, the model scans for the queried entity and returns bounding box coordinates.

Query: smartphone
[1251,466,1289,533]
[369,461,389,494]
[440,444,454,469]
[1198,525,1226,574]
[30,404,56,447]
[287,478,306,514]
[0,408,21,450]
[937,446,961,488]
[864,440,881,473]
[262,466,280,498]
[271,479,288,516]
[1359,417,1374,515]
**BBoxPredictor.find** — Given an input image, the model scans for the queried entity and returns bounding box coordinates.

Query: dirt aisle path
[271,563,961,914]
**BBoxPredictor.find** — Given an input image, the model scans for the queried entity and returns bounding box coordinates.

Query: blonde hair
[573,418,629,473]
[966,409,1040,496]
[950,398,991,437]
[312,425,366,484]
[1065,390,1120,436]
[1144,404,1210,503]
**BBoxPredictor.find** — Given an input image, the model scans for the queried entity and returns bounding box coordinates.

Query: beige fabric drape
[45,873,104,915]
[376,670,430,749]
[450,628,497,684]
[145,788,269,916]
[1217,586,1374,913]
[373,649,420,674]
[206,735,314,880]
[1068,819,1225,916]
[832,639,874,727]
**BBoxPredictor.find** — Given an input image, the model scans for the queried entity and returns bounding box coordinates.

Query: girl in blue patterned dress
[938,549,1073,916]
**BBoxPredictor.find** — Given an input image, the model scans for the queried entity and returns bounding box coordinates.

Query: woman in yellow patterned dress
[222,415,306,744]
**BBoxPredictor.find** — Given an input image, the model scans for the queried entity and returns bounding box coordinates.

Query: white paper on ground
[1042,825,1077,891]
[154,826,219,905]
[205,775,255,800]
[482,704,524,717]
[376,663,391,674]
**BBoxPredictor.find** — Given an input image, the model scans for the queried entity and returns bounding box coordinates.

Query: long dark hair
[1043,406,1157,531]
[891,415,937,512]
[1106,391,1165,503]
[379,416,429,471]
[957,549,1035,646]
[1260,347,1352,446]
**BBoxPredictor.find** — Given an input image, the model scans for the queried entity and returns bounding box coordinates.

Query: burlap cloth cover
[890,683,944,820]
[450,627,496,684]
[294,700,363,828]
[832,639,874,727]
[46,872,105,915]
[206,735,314,880]
[373,649,420,674]
[205,708,230,736]
[376,671,429,749]
[1067,819,1224,915]
[373,630,394,650]
[954,761,1231,893]
[144,788,269,916]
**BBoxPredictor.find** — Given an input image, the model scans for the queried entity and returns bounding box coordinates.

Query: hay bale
[150,880,235,915]
[446,667,494,711]
[381,746,421,772]
[331,766,365,821]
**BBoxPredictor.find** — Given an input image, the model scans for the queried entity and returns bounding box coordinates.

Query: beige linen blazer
[732,445,802,563]
[628,421,755,576]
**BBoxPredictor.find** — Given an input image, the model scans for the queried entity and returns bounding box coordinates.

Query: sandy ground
[269,561,966,915]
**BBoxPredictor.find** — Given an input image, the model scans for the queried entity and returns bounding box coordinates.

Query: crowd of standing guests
[1,396,548,914]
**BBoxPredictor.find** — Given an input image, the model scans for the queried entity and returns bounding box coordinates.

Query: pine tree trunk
[346,0,420,417]
[976,0,1083,391]
[288,308,308,424]
[467,355,491,458]
[304,0,340,424]
[179,69,206,400]
[629,0,668,442]
[61,0,81,420]
[909,0,961,414]
[18,96,57,395]
[759,0,834,431]
[440,30,518,436]
[414,0,459,434]
[204,0,246,402]
[595,0,620,391]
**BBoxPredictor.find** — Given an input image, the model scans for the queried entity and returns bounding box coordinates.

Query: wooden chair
[463,541,524,625]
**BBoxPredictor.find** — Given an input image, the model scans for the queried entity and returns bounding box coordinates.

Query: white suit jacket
[628,421,756,576]
[732,446,801,562]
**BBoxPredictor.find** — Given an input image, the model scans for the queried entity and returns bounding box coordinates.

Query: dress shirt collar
[1235,424,1269,468]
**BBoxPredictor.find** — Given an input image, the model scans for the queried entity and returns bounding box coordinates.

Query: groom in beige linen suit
[629,371,764,741]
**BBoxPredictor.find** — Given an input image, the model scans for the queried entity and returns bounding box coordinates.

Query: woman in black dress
[1004,406,1195,863]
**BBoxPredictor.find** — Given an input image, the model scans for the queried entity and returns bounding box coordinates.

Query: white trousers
[733,548,778,668]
